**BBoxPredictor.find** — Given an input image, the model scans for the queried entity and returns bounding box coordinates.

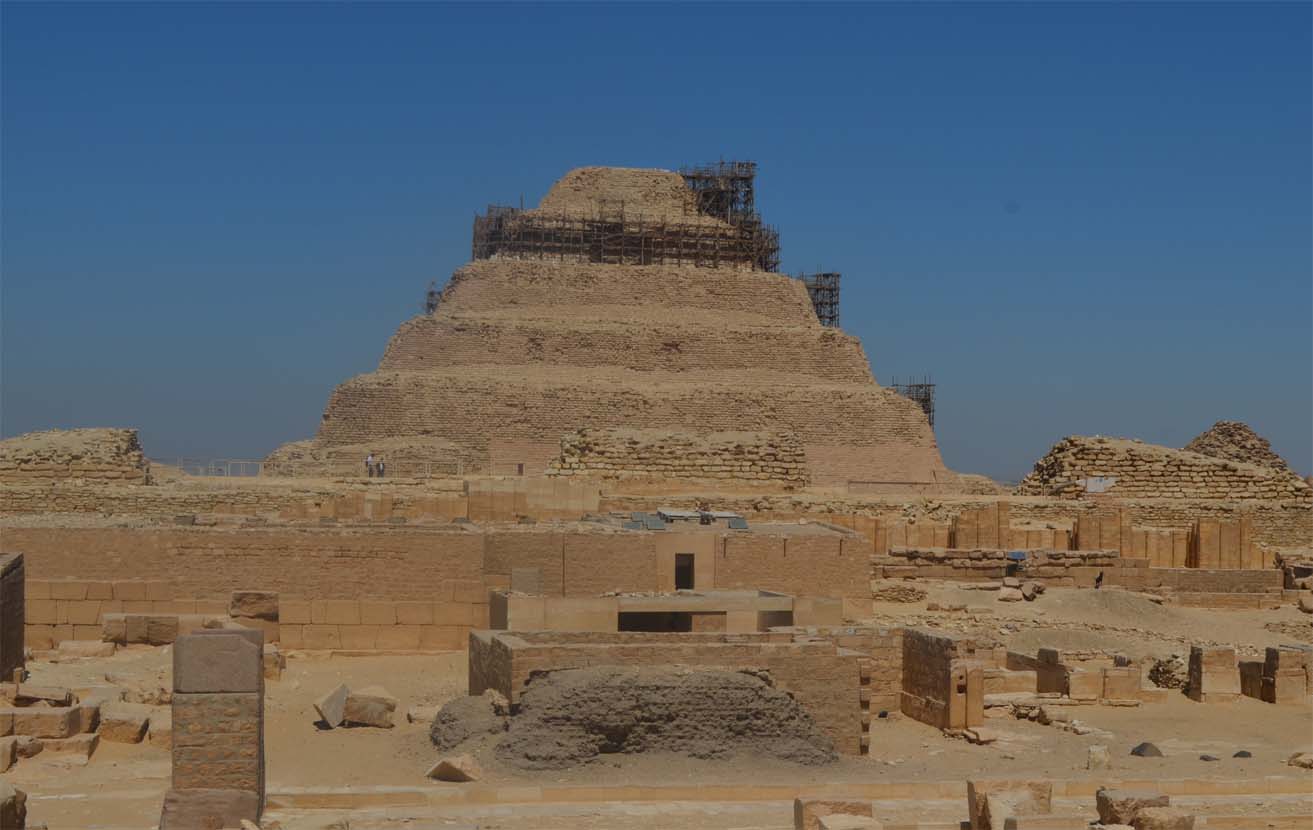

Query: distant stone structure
[270,165,950,487]
[1015,435,1310,500]
[547,428,810,488]
[1184,420,1294,474]
[0,428,150,485]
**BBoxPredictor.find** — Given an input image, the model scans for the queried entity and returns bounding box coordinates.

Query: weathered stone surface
[966,780,1052,830]
[158,788,259,830]
[229,591,279,621]
[430,693,507,751]
[56,640,116,658]
[794,797,873,830]
[997,588,1024,602]
[172,692,262,793]
[343,686,397,728]
[149,709,173,749]
[7,705,77,739]
[0,780,26,829]
[1097,788,1170,825]
[1131,807,1194,830]
[0,736,15,773]
[314,684,349,727]
[173,632,262,694]
[1298,594,1313,614]
[42,732,98,760]
[1287,752,1313,769]
[99,702,151,743]
[1087,744,1110,770]
[14,684,72,706]
[426,753,482,782]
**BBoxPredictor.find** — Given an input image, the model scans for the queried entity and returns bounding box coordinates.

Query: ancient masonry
[1015,436,1310,500]
[160,628,264,829]
[0,554,24,681]
[269,165,949,487]
[0,428,150,485]
[546,428,810,487]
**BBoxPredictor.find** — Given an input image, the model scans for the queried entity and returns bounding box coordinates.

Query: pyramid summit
[270,165,951,487]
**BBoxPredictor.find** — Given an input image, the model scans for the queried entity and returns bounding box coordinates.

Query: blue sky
[3,2,1310,482]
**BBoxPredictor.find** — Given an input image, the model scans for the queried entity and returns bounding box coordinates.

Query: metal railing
[153,458,467,479]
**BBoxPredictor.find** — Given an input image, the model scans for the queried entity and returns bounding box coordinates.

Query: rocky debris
[0,780,27,829]
[1021,582,1043,601]
[1298,594,1313,614]
[1198,754,1219,762]
[1131,742,1164,758]
[343,686,397,728]
[429,691,509,752]
[314,684,349,728]
[493,667,837,770]
[871,582,927,603]
[1287,752,1313,769]
[1183,421,1293,473]
[98,703,151,743]
[426,753,482,782]
[1087,745,1111,770]
[997,587,1024,602]
[1149,655,1188,690]
[1233,750,1252,758]
[1002,577,1021,589]
[1097,788,1170,825]
[1132,806,1195,830]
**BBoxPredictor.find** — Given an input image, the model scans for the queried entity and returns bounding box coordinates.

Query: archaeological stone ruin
[0,163,1309,830]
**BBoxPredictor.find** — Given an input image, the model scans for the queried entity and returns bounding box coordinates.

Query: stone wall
[468,630,864,755]
[899,628,983,730]
[0,554,24,681]
[547,428,809,488]
[0,428,150,485]
[1016,436,1310,500]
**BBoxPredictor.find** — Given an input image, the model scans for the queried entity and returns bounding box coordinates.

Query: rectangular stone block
[375,625,421,650]
[50,581,88,600]
[174,632,263,694]
[172,691,262,792]
[359,601,396,625]
[113,581,147,601]
[8,705,77,739]
[301,624,341,649]
[278,598,311,624]
[158,787,260,830]
[338,625,378,650]
[1187,645,1240,702]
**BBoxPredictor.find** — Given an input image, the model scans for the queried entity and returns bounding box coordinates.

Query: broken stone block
[15,684,72,706]
[158,788,260,830]
[1297,593,1312,614]
[314,683,349,727]
[344,686,397,728]
[10,706,78,739]
[966,781,1052,830]
[794,797,874,830]
[0,780,26,830]
[14,736,42,759]
[997,588,1024,602]
[1021,582,1041,601]
[229,590,279,621]
[407,705,440,725]
[1287,752,1313,769]
[1131,807,1194,830]
[1096,788,1170,825]
[149,709,173,749]
[99,702,151,743]
[426,753,483,782]
[1002,577,1021,588]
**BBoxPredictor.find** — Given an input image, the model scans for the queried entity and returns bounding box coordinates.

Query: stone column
[0,553,24,682]
[159,628,264,829]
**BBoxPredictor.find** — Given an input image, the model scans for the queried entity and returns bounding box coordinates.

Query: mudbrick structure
[269,165,950,488]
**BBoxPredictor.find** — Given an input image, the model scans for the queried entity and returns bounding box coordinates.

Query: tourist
[365,452,374,478]
[376,458,385,478]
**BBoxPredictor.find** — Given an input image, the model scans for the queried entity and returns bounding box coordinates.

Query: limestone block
[343,686,397,728]
[99,702,151,743]
[15,684,72,706]
[171,692,262,792]
[794,797,874,830]
[158,788,260,830]
[149,709,173,749]
[1096,788,1170,825]
[314,684,349,727]
[1131,807,1194,830]
[173,632,262,694]
[73,702,101,734]
[1187,646,1240,702]
[1066,670,1101,701]
[229,590,279,621]
[57,640,116,658]
[967,781,1052,830]
[9,705,77,739]
[41,732,98,760]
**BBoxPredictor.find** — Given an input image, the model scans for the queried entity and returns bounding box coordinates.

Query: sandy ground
[8,590,1312,829]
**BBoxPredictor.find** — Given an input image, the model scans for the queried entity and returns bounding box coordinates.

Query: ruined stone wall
[900,628,980,730]
[473,631,863,755]
[0,428,150,485]
[547,428,809,487]
[1016,436,1310,500]
[1184,421,1294,473]
[0,554,24,680]
[717,535,869,599]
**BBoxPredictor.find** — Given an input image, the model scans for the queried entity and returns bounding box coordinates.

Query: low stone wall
[1016,436,1310,500]
[0,428,150,485]
[547,428,809,488]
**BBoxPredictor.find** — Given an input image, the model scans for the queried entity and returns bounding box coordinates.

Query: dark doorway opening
[675,553,695,590]
[618,612,693,632]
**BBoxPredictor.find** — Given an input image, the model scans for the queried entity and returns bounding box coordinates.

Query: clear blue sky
[3,2,1310,482]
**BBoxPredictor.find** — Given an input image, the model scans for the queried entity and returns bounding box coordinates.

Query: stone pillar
[0,553,25,682]
[1186,645,1240,703]
[159,628,264,829]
